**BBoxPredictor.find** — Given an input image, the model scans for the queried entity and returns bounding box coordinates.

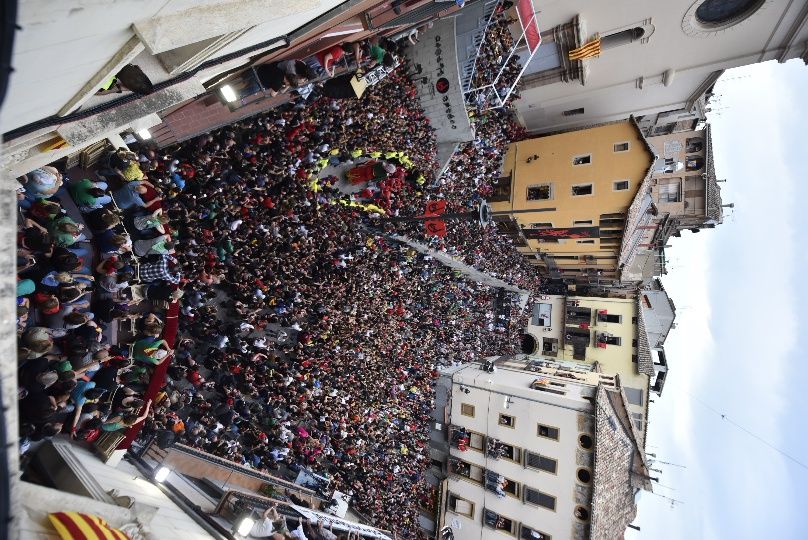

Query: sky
[626,60,808,539]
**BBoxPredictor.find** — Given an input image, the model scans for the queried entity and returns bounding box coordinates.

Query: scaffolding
[464,0,541,110]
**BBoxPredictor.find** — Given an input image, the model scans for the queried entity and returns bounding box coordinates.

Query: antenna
[650,492,685,509]
[650,459,687,469]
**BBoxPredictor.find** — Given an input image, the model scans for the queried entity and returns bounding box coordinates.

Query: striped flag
[568,37,601,60]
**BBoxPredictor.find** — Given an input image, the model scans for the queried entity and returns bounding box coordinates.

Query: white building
[515,0,808,133]
[1,0,347,176]
[432,358,652,540]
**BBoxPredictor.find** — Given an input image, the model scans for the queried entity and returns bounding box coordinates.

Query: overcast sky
[626,60,808,539]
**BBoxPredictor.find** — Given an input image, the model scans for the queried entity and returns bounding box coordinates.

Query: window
[577,468,592,484]
[624,387,644,406]
[597,313,622,323]
[461,403,475,417]
[449,458,484,483]
[563,107,584,116]
[659,180,682,203]
[527,184,552,201]
[601,27,645,50]
[488,175,513,202]
[631,412,644,431]
[571,183,593,196]
[574,506,591,522]
[489,439,522,462]
[576,239,595,244]
[613,180,630,191]
[524,487,556,510]
[632,338,638,347]
[579,434,593,450]
[499,414,516,428]
[599,335,622,346]
[642,294,653,308]
[529,222,552,229]
[484,509,516,534]
[525,451,558,474]
[685,138,703,153]
[696,0,763,26]
[613,142,630,152]
[572,155,591,166]
[531,381,566,395]
[573,220,593,225]
[486,470,519,497]
[447,492,475,518]
[532,303,552,327]
[685,156,704,171]
[537,423,560,440]
[521,525,552,540]
[566,306,592,324]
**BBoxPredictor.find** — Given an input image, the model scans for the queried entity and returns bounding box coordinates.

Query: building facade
[432,359,652,539]
[619,123,724,286]
[515,0,808,133]
[523,295,657,434]
[489,118,655,289]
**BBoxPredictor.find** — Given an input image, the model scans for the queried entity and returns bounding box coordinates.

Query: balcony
[450,426,484,452]
[486,438,520,461]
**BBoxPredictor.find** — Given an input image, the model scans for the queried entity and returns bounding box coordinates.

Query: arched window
[600,27,645,50]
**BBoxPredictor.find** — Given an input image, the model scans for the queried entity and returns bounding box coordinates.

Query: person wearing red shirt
[315,44,345,77]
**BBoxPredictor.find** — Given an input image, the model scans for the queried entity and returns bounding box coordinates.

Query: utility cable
[683,390,808,472]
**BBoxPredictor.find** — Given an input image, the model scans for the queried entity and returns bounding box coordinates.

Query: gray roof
[590,385,652,540]
[704,124,724,223]
[617,117,660,273]
[634,298,655,377]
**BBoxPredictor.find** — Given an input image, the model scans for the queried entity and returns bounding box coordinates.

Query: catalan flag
[568,37,601,60]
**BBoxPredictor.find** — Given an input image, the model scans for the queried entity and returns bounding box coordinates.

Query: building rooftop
[703,124,724,223]
[590,385,652,540]
[634,298,655,377]
[617,116,659,273]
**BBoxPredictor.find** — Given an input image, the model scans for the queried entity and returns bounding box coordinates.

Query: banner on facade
[406,18,474,145]
[524,227,601,240]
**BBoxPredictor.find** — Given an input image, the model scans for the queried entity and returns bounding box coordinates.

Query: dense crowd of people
[467,0,523,108]
[129,70,528,536]
[16,2,539,537]
[15,154,177,452]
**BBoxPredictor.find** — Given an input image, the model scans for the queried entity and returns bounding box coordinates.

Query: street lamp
[154,466,170,482]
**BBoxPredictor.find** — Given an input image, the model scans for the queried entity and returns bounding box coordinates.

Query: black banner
[524,227,600,240]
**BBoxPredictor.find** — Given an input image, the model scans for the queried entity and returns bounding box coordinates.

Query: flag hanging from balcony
[568,37,601,60]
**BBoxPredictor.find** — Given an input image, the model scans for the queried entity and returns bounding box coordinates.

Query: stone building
[429,359,652,539]
[513,0,808,133]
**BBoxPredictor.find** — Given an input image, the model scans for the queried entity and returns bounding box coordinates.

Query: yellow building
[522,294,654,438]
[489,118,655,289]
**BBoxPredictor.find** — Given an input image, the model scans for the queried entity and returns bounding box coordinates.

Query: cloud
[634,60,808,539]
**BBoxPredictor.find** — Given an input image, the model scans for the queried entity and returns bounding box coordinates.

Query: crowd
[16,152,179,454]
[467,0,523,108]
[130,75,527,535]
[16,2,539,537]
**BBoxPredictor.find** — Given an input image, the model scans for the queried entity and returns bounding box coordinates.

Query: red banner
[425,200,447,216]
[517,0,541,53]
[424,219,447,237]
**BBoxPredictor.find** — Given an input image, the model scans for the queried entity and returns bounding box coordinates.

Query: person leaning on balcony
[315,44,346,78]
[101,399,152,432]
[249,503,288,538]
